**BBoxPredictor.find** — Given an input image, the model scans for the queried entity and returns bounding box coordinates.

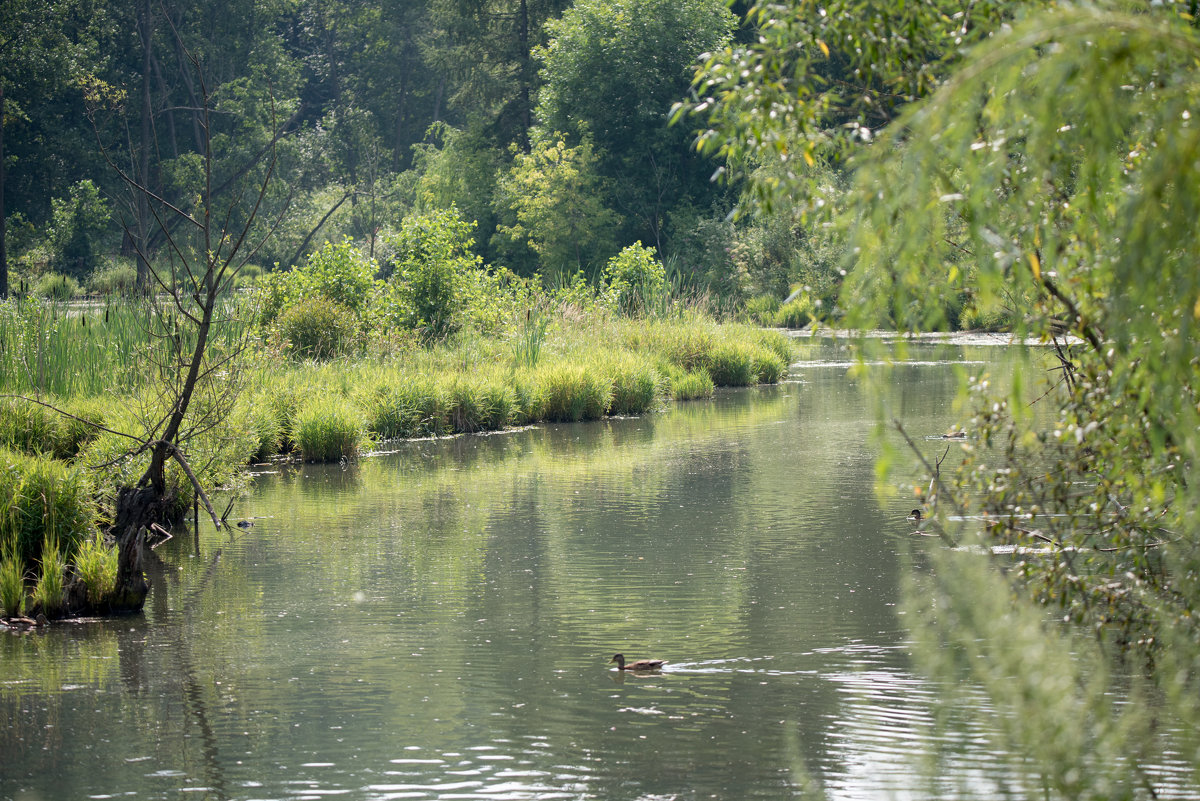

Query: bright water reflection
[2,337,1193,799]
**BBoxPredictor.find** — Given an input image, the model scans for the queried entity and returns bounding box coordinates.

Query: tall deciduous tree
[536,0,736,252]
[492,131,617,275]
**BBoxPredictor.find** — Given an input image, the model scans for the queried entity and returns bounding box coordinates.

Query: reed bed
[0,295,256,397]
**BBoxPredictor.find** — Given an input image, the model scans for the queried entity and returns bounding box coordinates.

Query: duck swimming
[609,653,666,671]
[907,509,923,522]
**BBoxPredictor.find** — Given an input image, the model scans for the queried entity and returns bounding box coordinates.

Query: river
[2,334,1192,800]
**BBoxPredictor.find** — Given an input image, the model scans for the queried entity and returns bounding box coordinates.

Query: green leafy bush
[602,243,668,317]
[385,207,480,342]
[276,297,359,360]
[0,550,23,617]
[50,180,111,279]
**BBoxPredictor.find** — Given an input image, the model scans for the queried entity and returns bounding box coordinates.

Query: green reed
[0,295,257,398]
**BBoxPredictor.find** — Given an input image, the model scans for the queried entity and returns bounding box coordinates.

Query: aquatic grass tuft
[511,307,550,368]
[12,453,96,567]
[753,327,794,368]
[751,349,787,384]
[443,375,493,433]
[294,395,369,462]
[0,396,62,456]
[538,364,612,422]
[0,549,24,617]
[665,366,715,401]
[604,354,662,416]
[31,536,66,617]
[508,370,546,425]
[706,341,758,387]
[73,532,118,606]
[360,375,449,439]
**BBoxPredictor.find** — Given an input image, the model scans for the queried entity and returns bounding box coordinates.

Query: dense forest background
[2,0,834,307]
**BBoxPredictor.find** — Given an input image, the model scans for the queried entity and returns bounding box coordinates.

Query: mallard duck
[609,653,666,671]
[907,509,923,523]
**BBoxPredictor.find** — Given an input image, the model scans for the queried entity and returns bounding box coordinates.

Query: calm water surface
[3,336,1186,800]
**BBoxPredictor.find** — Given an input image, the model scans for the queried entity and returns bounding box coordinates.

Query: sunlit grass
[30,535,66,618]
[73,532,118,606]
[294,394,370,462]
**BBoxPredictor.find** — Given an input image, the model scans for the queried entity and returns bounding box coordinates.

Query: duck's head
[609,654,625,667]
[907,509,923,522]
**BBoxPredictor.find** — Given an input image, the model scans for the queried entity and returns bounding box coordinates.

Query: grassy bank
[0,237,794,619]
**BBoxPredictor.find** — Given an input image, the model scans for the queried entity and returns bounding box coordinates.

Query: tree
[86,28,284,610]
[0,0,108,296]
[492,131,618,276]
[536,0,737,251]
[686,0,1200,795]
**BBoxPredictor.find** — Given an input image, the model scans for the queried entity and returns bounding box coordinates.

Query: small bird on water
[609,653,666,671]
[907,509,923,523]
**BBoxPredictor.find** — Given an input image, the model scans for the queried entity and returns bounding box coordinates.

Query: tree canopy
[682,0,1200,794]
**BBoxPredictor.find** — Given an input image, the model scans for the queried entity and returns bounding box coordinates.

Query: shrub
[73,532,117,606]
[293,395,368,462]
[50,180,110,279]
[385,208,480,342]
[276,297,358,360]
[602,242,668,317]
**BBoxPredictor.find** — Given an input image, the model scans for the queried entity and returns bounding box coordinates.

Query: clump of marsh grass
[511,307,550,368]
[603,354,663,416]
[30,535,66,618]
[0,547,25,617]
[10,451,95,567]
[73,532,118,606]
[538,363,611,422]
[664,365,715,401]
[508,369,546,425]
[751,350,788,384]
[294,395,369,462]
[706,341,759,387]
[359,375,449,439]
[0,396,61,456]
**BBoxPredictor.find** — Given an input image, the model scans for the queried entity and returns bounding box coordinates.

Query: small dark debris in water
[237,520,252,528]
